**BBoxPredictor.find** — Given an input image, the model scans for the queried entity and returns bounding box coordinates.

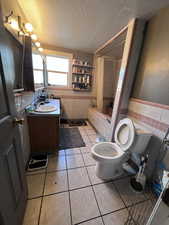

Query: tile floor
[23,122,154,225]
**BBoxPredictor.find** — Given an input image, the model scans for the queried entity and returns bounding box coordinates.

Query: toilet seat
[114,118,135,152]
[92,142,124,162]
[91,118,135,161]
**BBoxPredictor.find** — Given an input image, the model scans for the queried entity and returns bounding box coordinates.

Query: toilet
[91,118,152,180]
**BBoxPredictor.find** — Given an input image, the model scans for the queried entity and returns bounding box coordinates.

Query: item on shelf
[72,58,93,91]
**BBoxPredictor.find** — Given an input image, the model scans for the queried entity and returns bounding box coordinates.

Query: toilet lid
[114,118,135,151]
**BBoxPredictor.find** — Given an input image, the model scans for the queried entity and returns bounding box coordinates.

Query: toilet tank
[130,129,152,154]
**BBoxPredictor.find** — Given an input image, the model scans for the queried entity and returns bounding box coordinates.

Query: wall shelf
[72,64,93,69]
[72,59,93,92]
[72,72,92,76]
[73,88,91,92]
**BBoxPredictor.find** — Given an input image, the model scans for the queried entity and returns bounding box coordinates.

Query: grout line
[113,181,154,224]
[27,126,155,225]
[74,206,129,225]
[75,216,103,225]
[81,154,106,225]
[65,152,73,225]
[37,165,48,225]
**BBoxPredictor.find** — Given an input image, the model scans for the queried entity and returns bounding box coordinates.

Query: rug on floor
[68,119,87,127]
[59,127,86,149]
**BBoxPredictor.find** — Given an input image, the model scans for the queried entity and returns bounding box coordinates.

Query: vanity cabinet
[27,115,60,153]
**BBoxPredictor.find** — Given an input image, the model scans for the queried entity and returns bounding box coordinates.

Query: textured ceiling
[17,0,169,53]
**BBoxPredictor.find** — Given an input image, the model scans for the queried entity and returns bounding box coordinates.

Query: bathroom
[0,1,169,225]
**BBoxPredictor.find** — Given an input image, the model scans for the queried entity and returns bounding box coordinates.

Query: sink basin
[35,105,57,112]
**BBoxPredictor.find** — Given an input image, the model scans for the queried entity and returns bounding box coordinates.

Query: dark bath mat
[68,119,87,127]
[59,127,85,149]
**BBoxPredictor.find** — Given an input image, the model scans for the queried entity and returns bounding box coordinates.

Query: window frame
[46,54,72,88]
[32,53,45,87]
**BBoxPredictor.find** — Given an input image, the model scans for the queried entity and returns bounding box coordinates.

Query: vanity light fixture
[38,47,43,52]
[31,34,38,40]
[25,23,33,32]
[10,18,20,31]
[19,30,24,36]
[35,41,41,47]
[4,11,43,53]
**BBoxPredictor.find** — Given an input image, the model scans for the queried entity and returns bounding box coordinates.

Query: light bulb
[19,31,24,36]
[10,19,19,31]
[31,34,37,40]
[25,23,33,32]
[35,42,40,47]
[38,47,43,52]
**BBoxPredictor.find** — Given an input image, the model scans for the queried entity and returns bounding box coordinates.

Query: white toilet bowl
[91,118,152,180]
[92,142,125,179]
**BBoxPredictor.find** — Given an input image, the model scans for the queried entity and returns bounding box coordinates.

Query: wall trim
[48,86,73,91]
[131,98,169,110]
[52,95,96,100]
[128,110,168,132]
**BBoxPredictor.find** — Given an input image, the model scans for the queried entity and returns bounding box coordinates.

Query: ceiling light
[38,47,43,52]
[31,34,37,40]
[35,42,40,47]
[10,18,20,31]
[25,23,33,32]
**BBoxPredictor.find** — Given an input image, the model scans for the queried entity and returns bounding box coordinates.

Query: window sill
[47,86,72,91]
[13,88,24,93]
[35,86,45,91]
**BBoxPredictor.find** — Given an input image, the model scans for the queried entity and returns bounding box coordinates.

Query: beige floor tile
[87,166,105,184]
[47,155,66,172]
[93,183,125,214]
[23,198,41,225]
[80,217,104,225]
[127,200,154,225]
[79,129,88,136]
[66,154,84,169]
[88,134,98,143]
[68,167,90,190]
[44,171,68,195]
[103,209,131,225]
[65,148,81,155]
[83,153,96,166]
[84,126,94,131]
[80,146,91,154]
[86,129,97,135]
[55,150,65,156]
[39,192,71,225]
[27,173,45,199]
[86,142,94,148]
[70,187,100,224]
[83,135,91,143]
[114,177,147,206]
[78,127,86,132]
[26,169,46,176]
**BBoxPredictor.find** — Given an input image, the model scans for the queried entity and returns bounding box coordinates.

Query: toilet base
[95,162,124,180]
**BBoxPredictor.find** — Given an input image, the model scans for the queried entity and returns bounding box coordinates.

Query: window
[46,55,69,86]
[32,54,44,85]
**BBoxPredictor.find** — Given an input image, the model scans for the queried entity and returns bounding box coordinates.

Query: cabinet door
[28,116,59,153]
